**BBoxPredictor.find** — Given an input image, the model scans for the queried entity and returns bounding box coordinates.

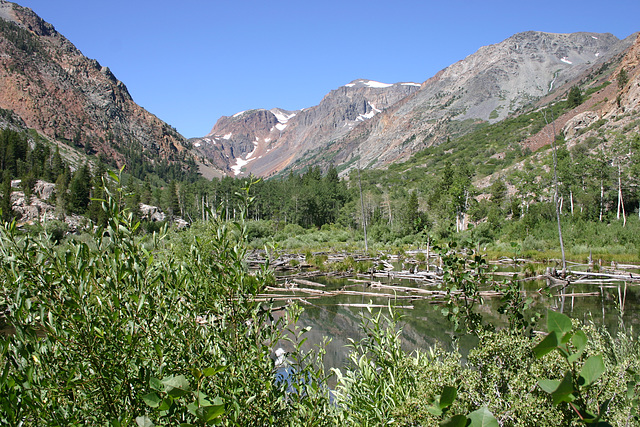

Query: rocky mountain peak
[2,1,56,37]
[192,78,421,176]
[324,31,635,175]
[191,30,635,178]
[0,1,196,180]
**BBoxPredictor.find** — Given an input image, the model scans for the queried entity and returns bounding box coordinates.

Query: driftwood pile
[248,250,640,309]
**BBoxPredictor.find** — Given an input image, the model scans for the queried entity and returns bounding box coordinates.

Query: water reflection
[269,267,640,372]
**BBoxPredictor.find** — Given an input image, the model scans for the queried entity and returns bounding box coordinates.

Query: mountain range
[1,0,639,182]
[194,31,638,178]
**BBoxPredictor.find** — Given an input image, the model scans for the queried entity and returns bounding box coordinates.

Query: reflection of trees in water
[276,271,640,372]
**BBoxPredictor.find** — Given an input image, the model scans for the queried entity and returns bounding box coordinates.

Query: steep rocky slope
[325,32,636,174]
[191,80,420,176]
[0,0,198,177]
[196,31,635,178]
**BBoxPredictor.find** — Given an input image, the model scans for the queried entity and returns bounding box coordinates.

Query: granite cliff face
[191,80,421,176]
[0,0,192,173]
[197,31,635,177]
[330,31,636,173]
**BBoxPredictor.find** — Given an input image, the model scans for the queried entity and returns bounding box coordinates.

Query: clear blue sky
[16,0,640,138]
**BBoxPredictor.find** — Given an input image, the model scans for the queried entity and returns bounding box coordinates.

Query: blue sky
[16,0,640,138]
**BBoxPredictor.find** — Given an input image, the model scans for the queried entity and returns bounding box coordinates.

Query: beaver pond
[252,251,640,370]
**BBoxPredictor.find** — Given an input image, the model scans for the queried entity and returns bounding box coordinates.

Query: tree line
[2,124,640,251]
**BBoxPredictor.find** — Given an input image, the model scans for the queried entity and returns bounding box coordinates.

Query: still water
[271,266,640,371]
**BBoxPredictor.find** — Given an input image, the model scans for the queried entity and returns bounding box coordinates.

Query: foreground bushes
[334,309,639,426]
[1,183,639,425]
[0,184,333,425]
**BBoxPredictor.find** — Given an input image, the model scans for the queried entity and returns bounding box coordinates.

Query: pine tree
[68,164,91,214]
[567,86,583,108]
[50,146,65,180]
[1,170,14,222]
[402,190,421,233]
[165,181,180,217]
[618,68,629,90]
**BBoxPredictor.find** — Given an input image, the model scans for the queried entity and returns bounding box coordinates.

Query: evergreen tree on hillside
[1,170,14,222]
[401,190,422,234]
[617,68,629,89]
[165,181,180,217]
[567,86,583,108]
[68,164,91,214]
[50,146,65,179]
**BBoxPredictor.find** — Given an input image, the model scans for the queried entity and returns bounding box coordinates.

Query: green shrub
[0,181,333,425]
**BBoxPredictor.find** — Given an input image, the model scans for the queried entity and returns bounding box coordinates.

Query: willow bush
[0,181,334,426]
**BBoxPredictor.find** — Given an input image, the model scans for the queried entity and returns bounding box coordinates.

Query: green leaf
[196,404,225,423]
[467,406,499,427]
[135,416,154,427]
[158,397,172,412]
[440,414,468,427]
[202,366,226,377]
[428,406,443,417]
[579,355,605,387]
[533,332,558,358]
[571,330,587,352]
[439,386,457,409]
[538,379,561,394]
[163,375,191,397]
[149,377,163,391]
[568,330,588,363]
[142,392,162,408]
[551,372,576,405]
[107,170,120,182]
[547,310,572,334]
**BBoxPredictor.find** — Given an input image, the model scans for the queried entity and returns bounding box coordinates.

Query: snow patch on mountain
[356,102,382,121]
[231,143,258,176]
[272,110,296,124]
[345,80,395,88]
[364,80,393,88]
[231,157,249,176]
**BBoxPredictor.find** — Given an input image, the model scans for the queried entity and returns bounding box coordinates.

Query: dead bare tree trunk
[357,150,368,252]
[600,180,604,222]
[544,109,567,275]
[617,164,627,226]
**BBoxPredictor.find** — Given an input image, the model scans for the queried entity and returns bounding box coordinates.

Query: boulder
[562,111,600,139]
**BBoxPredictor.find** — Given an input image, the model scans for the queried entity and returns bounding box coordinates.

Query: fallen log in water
[265,286,331,296]
[253,295,322,302]
[332,290,400,298]
[567,270,640,282]
[571,279,623,285]
[368,271,442,282]
[556,292,601,297]
[292,278,326,288]
[369,282,446,295]
[337,303,414,309]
